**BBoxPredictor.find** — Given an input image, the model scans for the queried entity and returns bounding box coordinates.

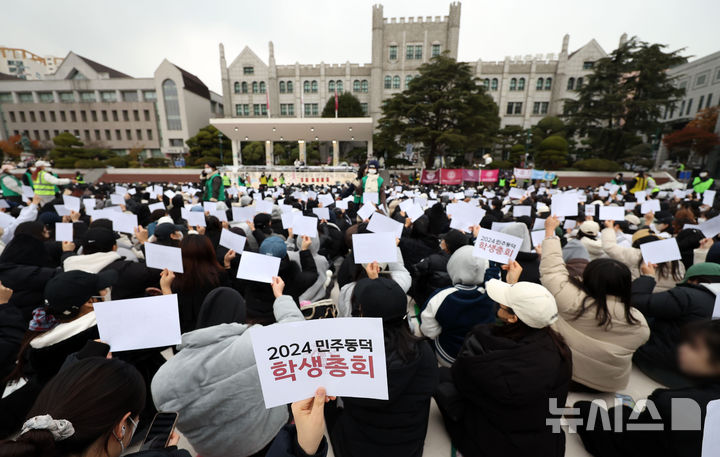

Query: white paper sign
[312,207,330,220]
[0,212,14,229]
[508,188,526,200]
[405,204,424,223]
[55,222,73,242]
[367,212,403,239]
[700,215,720,239]
[551,194,578,217]
[144,242,184,273]
[530,230,545,248]
[640,238,682,264]
[641,199,661,214]
[62,195,81,212]
[250,317,388,408]
[53,205,71,216]
[352,232,398,264]
[599,206,625,221]
[256,200,273,214]
[149,202,166,212]
[357,204,376,221]
[94,294,181,352]
[219,228,247,253]
[363,192,379,204]
[473,228,523,264]
[513,206,531,218]
[83,198,96,211]
[236,251,281,283]
[110,194,125,205]
[292,215,319,238]
[21,185,34,199]
[532,218,546,231]
[232,206,255,222]
[703,190,716,207]
[702,399,720,456]
[111,212,138,234]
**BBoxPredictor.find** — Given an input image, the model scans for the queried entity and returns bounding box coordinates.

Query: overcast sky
[5,0,718,93]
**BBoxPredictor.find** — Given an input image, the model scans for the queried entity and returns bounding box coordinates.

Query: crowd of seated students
[0,163,719,457]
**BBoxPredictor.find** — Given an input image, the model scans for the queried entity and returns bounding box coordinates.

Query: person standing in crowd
[420,245,500,366]
[693,170,714,194]
[436,262,572,457]
[355,160,386,208]
[201,162,225,202]
[75,170,85,185]
[610,173,624,185]
[540,216,649,392]
[326,276,438,457]
[31,161,72,204]
[0,164,23,206]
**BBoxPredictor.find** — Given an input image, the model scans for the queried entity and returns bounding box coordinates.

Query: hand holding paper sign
[292,387,333,457]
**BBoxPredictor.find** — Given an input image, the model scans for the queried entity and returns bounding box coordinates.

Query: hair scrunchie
[20,415,75,441]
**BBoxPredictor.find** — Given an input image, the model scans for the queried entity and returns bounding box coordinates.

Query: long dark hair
[569,258,640,328]
[173,234,225,292]
[681,320,720,370]
[493,319,573,369]
[383,319,424,364]
[0,358,145,457]
[633,236,684,282]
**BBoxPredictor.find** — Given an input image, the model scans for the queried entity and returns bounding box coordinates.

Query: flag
[462,169,480,182]
[480,169,499,182]
[513,168,532,179]
[334,88,338,118]
[439,169,463,185]
[420,169,439,184]
[531,169,546,180]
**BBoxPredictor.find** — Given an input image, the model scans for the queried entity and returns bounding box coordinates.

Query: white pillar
[298,140,306,163]
[265,140,273,167]
[332,140,339,166]
[231,139,241,168]
[367,137,373,160]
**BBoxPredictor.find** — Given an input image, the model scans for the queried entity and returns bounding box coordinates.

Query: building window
[122,110,129,122]
[518,78,525,91]
[707,93,713,108]
[8,112,15,122]
[576,77,584,89]
[40,111,46,122]
[406,45,414,60]
[509,78,517,91]
[695,74,708,87]
[686,98,693,115]
[679,100,686,114]
[328,80,335,93]
[432,44,441,57]
[406,75,413,88]
[506,102,523,115]
[536,78,544,90]
[286,81,293,93]
[235,104,243,116]
[532,102,549,114]
[583,61,594,70]
[135,129,142,140]
[336,80,343,93]
[147,129,153,140]
[252,82,259,94]
[353,80,361,92]
[80,111,86,122]
[234,82,240,94]
[384,76,392,89]
[303,103,319,116]
[59,92,75,103]
[253,104,260,116]
[50,111,56,122]
[392,76,400,89]
[279,81,286,93]
[115,129,121,140]
[143,90,156,101]
[60,111,66,122]
[162,79,182,130]
[0,92,12,103]
[243,66,254,75]
[100,91,117,102]
[280,103,294,116]
[545,77,552,90]
[259,82,266,94]
[38,92,54,103]
[415,45,422,60]
[311,81,318,93]
[491,78,498,91]
[698,96,705,112]
[240,82,247,94]
[567,77,575,90]
[143,109,150,121]
[304,81,310,93]
[18,92,33,103]
[361,80,368,92]
[79,91,95,102]
[121,91,138,102]
[482,78,490,90]
[389,45,397,60]
[361,103,368,115]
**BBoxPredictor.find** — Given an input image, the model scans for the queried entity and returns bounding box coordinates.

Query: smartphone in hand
[140,412,179,451]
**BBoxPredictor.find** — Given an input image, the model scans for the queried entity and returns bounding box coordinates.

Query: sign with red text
[473,228,523,264]
[251,318,388,408]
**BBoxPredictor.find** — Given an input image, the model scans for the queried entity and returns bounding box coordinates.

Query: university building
[0,52,223,159]
[219,2,618,129]
[0,46,64,80]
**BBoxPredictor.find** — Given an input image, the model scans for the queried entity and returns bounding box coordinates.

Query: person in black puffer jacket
[326,277,438,457]
[436,272,572,457]
[409,229,468,307]
[631,262,720,387]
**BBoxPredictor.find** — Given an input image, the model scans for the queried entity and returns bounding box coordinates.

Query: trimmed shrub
[573,158,623,172]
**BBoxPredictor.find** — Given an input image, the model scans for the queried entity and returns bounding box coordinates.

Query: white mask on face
[204,168,213,174]
[30,167,36,172]
[368,169,377,175]
[700,172,708,178]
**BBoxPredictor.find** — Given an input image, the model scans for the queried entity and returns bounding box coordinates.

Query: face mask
[700,172,708,178]
[30,167,36,172]
[699,217,707,223]
[204,168,212,174]
[368,169,377,175]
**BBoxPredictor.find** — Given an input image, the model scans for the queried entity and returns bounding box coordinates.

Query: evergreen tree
[321,92,365,118]
[186,125,231,166]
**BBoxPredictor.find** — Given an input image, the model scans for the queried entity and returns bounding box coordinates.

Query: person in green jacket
[201,162,225,202]
[279,173,285,185]
[693,171,714,194]
[0,163,23,205]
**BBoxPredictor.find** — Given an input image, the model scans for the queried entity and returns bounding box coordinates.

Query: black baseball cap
[154,222,182,241]
[82,228,117,254]
[45,270,118,318]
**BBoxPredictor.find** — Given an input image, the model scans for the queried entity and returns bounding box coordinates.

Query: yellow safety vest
[34,170,56,196]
